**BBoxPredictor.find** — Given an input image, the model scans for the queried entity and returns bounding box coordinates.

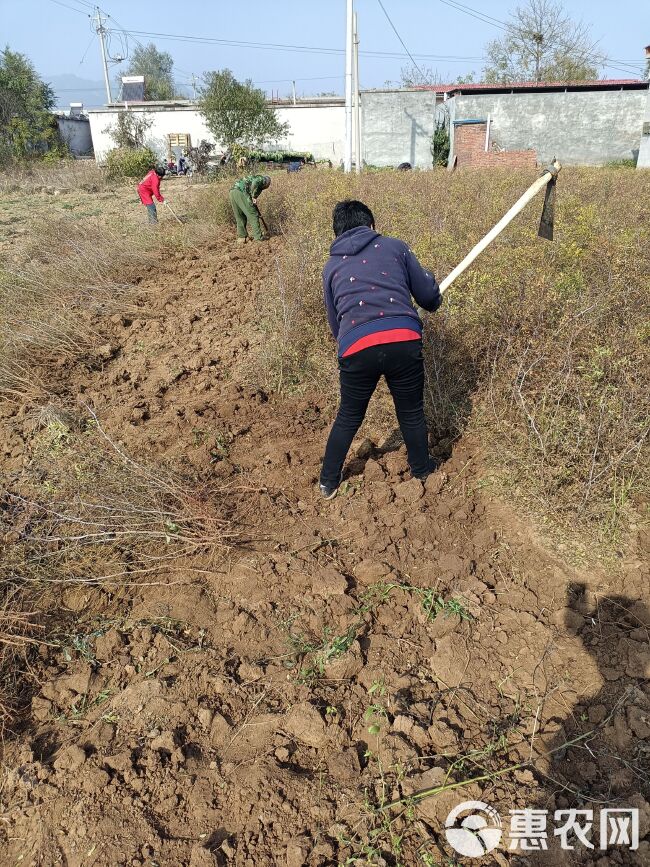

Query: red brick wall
[454,122,537,168]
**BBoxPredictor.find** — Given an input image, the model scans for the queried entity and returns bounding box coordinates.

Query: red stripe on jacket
[137,170,164,205]
[341,328,421,357]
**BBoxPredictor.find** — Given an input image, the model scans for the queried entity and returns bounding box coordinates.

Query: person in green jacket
[229,174,271,242]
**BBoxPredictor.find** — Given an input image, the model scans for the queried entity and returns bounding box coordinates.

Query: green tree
[0,47,61,160]
[199,69,288,153]
[431,119,450,167]
[103,111,153,149]
[123,43,176,101]
[483,0,604,84]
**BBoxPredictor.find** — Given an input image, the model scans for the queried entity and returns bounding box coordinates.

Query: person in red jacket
[137,166,166,224]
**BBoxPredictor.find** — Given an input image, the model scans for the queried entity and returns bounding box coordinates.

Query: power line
[439,0,643,80]
[42,0,645,84]
[438,0,507,31]
[46,0,92,15]
[602,63,644,77]
[106,11,144,54]
[255,75,344,84]
[78,33,96,65]
[47,1,483,65]
[376,0,424,76]
[605,60,645,72]
[108,27,483,62]
[65,0,98,9]
[52,87,108,92]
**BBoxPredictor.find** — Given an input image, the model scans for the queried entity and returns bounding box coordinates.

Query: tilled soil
[1,230,648,866]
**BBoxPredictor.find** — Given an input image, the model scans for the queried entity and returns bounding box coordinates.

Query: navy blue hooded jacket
[322,226,442,357]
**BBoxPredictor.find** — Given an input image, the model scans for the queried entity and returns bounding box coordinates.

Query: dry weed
[3,409,234,588]
[0,195,233,728]
[248,168,650,540]
[0,408,234,725]
[0,160,108,195]
[0,214,154,399]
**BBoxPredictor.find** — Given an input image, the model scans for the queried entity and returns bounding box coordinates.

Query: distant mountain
[46,73,107,109]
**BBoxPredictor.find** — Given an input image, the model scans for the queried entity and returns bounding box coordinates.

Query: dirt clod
[284,702,327,748]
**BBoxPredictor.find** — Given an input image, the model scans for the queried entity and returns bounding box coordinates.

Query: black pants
[320,340,429,487]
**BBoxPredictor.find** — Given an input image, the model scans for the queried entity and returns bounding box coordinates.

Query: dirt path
[1,231,648,866]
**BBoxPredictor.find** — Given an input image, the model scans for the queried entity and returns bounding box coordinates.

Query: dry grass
[0,159,108,196]
[4,408,234,586]
[0,180,231,729]
[0,406,234,727]
[223,167,649,542]
[0,213,154,400]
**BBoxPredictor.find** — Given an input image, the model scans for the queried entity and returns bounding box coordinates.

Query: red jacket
[137,170,164,205]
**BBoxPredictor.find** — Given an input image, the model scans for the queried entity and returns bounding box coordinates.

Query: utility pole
[353,12,361,173]
[94,6,112,105]
[344,0,353,172]
[292,80,297,105]
[190,74,198,101]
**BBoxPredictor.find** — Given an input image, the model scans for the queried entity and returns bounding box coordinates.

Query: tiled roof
[417,79,644,93]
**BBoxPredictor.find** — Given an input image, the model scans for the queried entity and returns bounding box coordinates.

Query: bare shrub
[0,410,234,727]
[0,159,109,195]
[5,411,234,586]
[189,170,292,233]
[0,214,154,399]
[189,177,235,226]
[255,167,650,539]
[0,184,234,730]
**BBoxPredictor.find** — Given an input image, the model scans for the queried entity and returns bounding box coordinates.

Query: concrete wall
[447,88,647,166]
[57,116,93,156]
[87,103,345,164]
[88,87,648,169]
[361,89,437,168]
[638,87,650,168]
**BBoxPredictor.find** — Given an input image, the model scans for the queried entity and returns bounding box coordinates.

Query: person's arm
[323,268,339,339]
[250,176,264,201]
[404,246,441,312]
[152,173,164,203]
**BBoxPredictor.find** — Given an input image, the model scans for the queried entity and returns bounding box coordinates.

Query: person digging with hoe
[319,200,442,500]
[137,165,166,225]
[229,174,271,242]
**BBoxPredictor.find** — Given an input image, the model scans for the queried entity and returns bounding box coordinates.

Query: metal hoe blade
[538,158,561,241]
[538,176,556,241]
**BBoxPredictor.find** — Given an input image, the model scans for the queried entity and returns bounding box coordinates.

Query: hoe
[439,159,561,296]
[164,200,185,224]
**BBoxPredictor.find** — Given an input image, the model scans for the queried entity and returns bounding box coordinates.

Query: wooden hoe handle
[439,159,562,295]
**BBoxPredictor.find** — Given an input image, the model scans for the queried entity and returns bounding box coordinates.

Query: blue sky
[5,0,649,106]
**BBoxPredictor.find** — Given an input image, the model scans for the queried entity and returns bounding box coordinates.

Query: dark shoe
[319,479,340,500]
[413,457,439,482]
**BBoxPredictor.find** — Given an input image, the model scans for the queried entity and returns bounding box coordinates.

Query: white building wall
[275,105,345,164]
[87,104,345,164]
[87,106,212,162]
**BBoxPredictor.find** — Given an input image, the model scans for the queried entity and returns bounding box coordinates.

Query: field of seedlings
[0,162,648,866]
